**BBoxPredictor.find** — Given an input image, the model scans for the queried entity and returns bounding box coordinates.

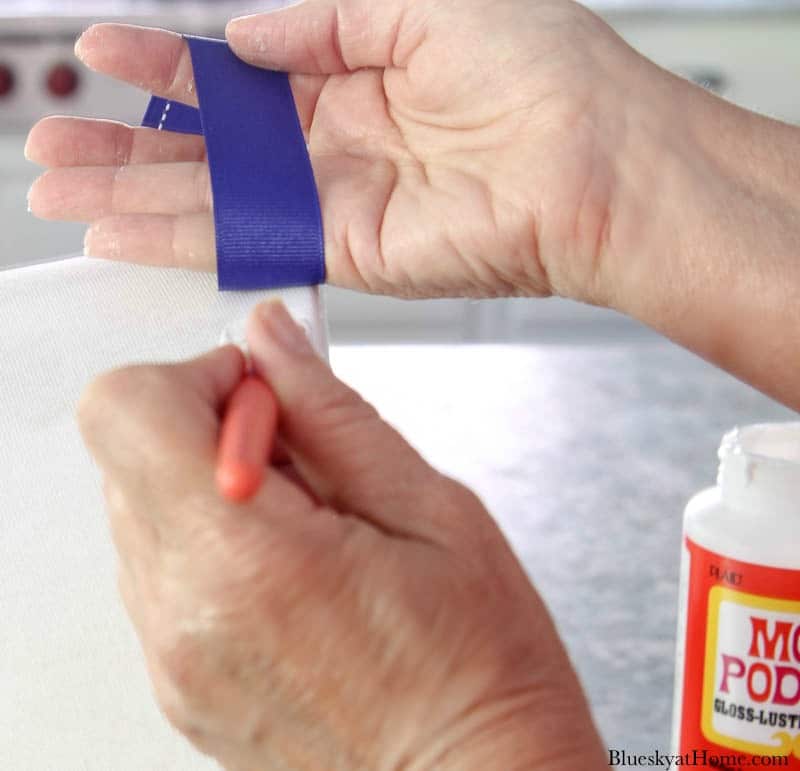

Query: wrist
[604,69,800,309]
[596,66,800,405]
[588,62,710,315]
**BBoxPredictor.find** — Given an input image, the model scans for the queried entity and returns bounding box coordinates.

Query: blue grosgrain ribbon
[141,36,325,291]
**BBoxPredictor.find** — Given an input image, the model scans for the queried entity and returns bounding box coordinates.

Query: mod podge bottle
[672,423,800,766]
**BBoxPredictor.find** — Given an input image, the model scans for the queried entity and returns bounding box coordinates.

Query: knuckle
[155,627,210,707]
[116,568,140,624]
[155,687,213,756]
[194,163,212,212]
[436,474,502,543]
[131,586,221,724]
[123,363,174,396]
[81,365,159,410]
[155,683,197,737]
[78,365,172,431]
[116,568,131,604]
[307,381,378,430]
[112,123,130,165]
[106,495,130,551]
[76,374,110,433]
[104,476,132,518]
[443,476,486,514]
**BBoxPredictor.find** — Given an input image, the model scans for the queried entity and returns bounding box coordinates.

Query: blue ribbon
[141,36,325,291]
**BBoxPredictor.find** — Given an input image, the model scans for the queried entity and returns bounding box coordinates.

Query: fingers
[169,346,247,410]
[72,21,325,136]
[72,23,324,135]
[29,162,211,221]
[78,346,238,494]
[83,214,216,271]
[25,117,206,167]
[246,300,456,543]
[31,21,412,284]
[226,0,424,74]
[34,153,400,287]
[75,24,198,106]
[78,347,317,525]
[78,346,244,465]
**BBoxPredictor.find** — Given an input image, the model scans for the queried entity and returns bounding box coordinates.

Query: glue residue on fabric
[218,316,250,354]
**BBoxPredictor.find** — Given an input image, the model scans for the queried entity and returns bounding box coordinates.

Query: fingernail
[227,2,305,42]
[84,223,120,259]
[225,15,255,40]
[226,15,249,28]
[258,300,313,355]
[227,6,290,28]
[74,32,86,61]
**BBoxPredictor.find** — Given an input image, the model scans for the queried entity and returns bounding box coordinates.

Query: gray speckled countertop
[330,339,796,755]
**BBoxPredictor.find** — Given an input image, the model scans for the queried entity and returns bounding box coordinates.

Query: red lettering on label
[747,662,773,702]
[719,654,746,692]
[748,617,794,662]
[679,537,800,767]
[774,666,800,707]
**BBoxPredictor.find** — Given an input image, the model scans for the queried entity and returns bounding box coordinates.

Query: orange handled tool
[215,375,278,502]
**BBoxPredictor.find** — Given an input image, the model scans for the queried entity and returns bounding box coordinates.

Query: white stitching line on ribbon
[157,102,172,131]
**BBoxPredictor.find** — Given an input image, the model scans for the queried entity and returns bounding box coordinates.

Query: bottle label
[679,537,800,766]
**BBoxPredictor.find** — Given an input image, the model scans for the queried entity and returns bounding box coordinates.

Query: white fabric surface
[0,256,328,770]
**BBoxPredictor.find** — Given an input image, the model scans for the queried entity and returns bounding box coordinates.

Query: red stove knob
[0,63,14,98]
[46,63,79,98]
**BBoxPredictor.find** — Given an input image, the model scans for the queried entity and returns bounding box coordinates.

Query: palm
[305,64,536,298]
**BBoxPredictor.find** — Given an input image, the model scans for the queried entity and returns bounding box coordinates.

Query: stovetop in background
[0,2,285,133]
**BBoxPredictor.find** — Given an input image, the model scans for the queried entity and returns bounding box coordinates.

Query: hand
[77,300,605,771]
[27,0,664,303]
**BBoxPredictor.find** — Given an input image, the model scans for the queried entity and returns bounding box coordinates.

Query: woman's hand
[27,0,664,304]
[77,300,605,771]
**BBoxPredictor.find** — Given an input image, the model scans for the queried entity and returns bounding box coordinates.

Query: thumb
[246,300,450,541]
[225,0,420,74]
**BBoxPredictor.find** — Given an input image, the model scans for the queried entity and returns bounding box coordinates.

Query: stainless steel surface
[0,3,284,133]
[329,341,795,753]
[0,15,235,134]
